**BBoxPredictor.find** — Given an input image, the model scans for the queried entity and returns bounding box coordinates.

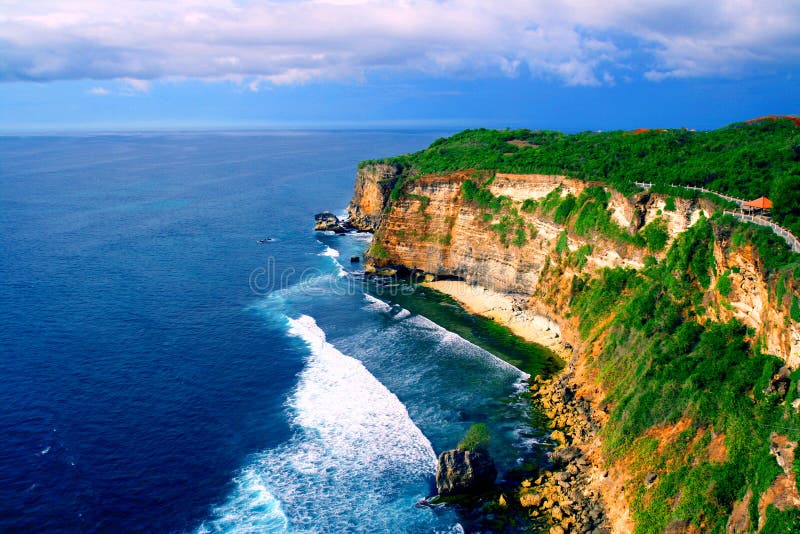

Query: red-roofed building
[743,197,773,214]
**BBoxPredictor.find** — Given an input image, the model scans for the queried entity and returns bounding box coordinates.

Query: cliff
[346,163,402,231]
[349,166,800,532]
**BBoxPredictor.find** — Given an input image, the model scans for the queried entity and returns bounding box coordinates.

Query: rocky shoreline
[523,371,611,534]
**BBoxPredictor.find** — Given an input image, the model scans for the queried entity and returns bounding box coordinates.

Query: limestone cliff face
[359,170,797,364]
[709,237,800,368]
[346,163,401,231]
[364,171,711,293]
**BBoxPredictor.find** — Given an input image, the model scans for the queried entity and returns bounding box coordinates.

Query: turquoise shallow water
[0,131,546,532]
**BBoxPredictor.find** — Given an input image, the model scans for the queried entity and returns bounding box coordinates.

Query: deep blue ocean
[0,132,539,532]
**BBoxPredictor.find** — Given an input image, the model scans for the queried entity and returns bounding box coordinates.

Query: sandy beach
[423,280,571,360]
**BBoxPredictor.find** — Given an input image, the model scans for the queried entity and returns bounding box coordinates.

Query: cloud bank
[1,0,799,87]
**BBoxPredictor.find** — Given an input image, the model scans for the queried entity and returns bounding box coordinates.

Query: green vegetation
[566,215,800,532]
[717,270,733,297]
[362,118,800,235]
[640,218,670,252]
[555,231,569,254]
[792,295,800,322]
[762,505,800,533]
[664,197,676,211]
[369,242,389,259]
[569,244,593,271]
[458,423,491,452]
[776,274,788,305]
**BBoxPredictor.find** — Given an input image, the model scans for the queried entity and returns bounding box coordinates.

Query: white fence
[724,211,800,253]
[635,181,799,253]
[635,182,744,207]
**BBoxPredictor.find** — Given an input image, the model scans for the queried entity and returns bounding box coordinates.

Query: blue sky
[1,1,799,132]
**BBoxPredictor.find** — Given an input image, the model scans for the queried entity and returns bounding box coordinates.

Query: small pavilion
[743,197,773,215]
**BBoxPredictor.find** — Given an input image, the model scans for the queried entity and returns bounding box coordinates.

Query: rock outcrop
[313,211,348,233]
[435,449,497,496]
[346,163,401,231]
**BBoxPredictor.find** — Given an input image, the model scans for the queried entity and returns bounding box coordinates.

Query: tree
[771,173,800,224]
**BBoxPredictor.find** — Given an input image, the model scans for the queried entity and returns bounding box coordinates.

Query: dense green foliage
[567,216,800,532]
[458,423,491,452]
[363,118,800,235]
[716,270,733,297]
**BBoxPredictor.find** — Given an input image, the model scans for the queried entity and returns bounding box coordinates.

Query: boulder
[764,366,791,399]
[550,446,581,468]
[435,449,497,496]
[350,256,360,263]
[314,211,347,233]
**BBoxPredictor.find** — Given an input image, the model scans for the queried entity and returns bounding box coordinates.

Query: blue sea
[0,132,540,532]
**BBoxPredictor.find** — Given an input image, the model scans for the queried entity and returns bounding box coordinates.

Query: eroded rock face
[354,169,800,365]
[435,449,497,496]
[711,237,800,367]
[346,164,401,231]
[364,171,646,295]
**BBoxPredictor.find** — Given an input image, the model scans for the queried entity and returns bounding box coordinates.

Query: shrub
[458,423,491,451]
[512,227,527,247]
[640,218,670,252]
[717,271,733,297]
[664,197,677,211]
[369,242,389,259]
[553,194,577,224]
[555,230,569,254]
[521,198,538,212]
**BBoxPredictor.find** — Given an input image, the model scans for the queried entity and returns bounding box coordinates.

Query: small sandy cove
[423,280,571,360]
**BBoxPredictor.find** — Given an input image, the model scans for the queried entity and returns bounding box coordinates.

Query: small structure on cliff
[743,196,773,215]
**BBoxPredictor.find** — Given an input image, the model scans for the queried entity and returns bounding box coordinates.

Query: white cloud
[0,0,798,87]
[88,86,109,95]
[120,78,152,93]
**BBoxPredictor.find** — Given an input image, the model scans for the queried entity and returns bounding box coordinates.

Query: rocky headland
[329,145,800,532]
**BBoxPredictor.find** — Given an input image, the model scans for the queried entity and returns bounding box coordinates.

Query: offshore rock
[314,211,348,233]
[436,449,497,496]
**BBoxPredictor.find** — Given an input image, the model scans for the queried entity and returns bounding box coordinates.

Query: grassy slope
[568,217,800,531]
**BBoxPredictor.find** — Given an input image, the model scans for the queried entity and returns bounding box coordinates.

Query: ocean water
[0,131,542,533]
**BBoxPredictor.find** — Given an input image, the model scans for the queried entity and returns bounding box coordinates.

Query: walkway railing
[635,182,745,207]
[635,181,799,253]
[724,211,800,253]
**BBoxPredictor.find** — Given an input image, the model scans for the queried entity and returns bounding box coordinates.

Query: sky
[1,0,799,132]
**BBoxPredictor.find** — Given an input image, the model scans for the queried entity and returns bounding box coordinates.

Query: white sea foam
[346,231,373,241]
[392,308,411,320]
[317,244,348,276]
[362,293,391,312]
[406,314,528,377]
[317,245,339,258]
[200,314,441,533]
